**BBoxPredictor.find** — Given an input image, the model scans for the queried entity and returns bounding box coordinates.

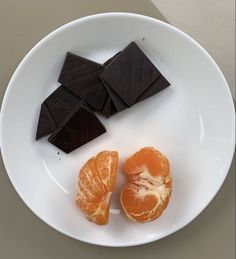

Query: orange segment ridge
[120,147,172,223]
[76,150,118,225]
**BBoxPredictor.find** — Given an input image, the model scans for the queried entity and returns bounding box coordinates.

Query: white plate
[0,13,235,247]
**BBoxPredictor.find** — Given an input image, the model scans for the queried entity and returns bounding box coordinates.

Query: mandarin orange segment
[123,147,170,177]
[77,157,106,202]
[86,192,111,225]
[76,150,118,225]
[96,151,118,191]
[120,147,171,223]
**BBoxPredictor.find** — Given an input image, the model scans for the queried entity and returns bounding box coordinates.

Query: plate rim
[0,12,235,247]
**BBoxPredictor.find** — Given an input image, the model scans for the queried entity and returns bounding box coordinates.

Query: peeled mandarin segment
[96,151,118,191]
[120,182,171,223]
[76,157,107,222]
[76,195,110,225]
[123,147,170,177]
[77,157,106,202]
[120,187,159,222]
[120,147,172,223]
[76,150,118,225]
[86,192,111,225]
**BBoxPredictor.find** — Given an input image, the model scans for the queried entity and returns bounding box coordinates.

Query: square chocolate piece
[48,102,106,154]
[58,52,107,111]
[100,42,161,106]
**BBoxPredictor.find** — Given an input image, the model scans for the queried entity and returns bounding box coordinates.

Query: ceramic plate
[0,13,235,247]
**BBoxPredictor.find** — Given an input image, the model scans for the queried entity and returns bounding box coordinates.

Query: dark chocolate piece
[100,42,161,106]
[100,77,127,112]
[137,76,170,102]
[36,86,81,140]
[58,52,107,111]
[76,80,108,111]
[36,103,57,140]
[45,86,80,125]
[103,52,121,66]
[101,96,117,117]
[48,103,106,154]
[99,52,123,117]
[101,97,112,117]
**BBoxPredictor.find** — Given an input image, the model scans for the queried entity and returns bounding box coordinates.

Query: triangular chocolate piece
[99,52,124,117]
[45,86,80,125]
[36,103,57,140]
[137,76,170,102]
[36,86,81,140]
[103,52,121,66]
[101,96,117,118]
[48,103,106,154]
[58,52,107,111]
[100,77,127,112]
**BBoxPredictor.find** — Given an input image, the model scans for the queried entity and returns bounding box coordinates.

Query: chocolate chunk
[48,103,106,154]
[100,77,127,112]
[58,52,107,111]
[77,81,108,111]
[36,103,57,140]
[110,101,117,115]
[100,52,123,117]
[101,97,112,117]
[103,52,121,66]
[45,86,80,125]
[36,86,81,140]
[137,76,170,102]
[100,42,161,106]
[101,96,117,118]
